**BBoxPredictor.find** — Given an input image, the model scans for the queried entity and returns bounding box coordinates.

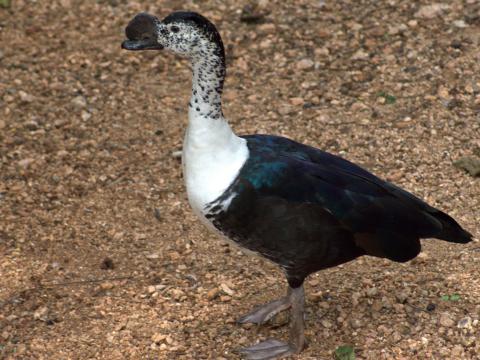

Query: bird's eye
[170,25,180,33]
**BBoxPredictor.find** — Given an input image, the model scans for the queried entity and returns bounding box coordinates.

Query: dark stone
[450,39,463,50]
[100,257,115,270]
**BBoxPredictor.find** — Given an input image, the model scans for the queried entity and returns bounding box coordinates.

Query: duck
[121,11,473,359]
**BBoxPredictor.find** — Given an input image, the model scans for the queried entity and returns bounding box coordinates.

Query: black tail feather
[432,210,473,244]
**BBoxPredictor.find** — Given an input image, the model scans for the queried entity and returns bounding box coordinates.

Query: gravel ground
[1,0,479,359]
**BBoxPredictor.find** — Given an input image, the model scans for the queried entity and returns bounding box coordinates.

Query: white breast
[182,111,249,217]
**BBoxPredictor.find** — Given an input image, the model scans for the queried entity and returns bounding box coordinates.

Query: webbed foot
[239,285,306,359]
[238,339,298,360]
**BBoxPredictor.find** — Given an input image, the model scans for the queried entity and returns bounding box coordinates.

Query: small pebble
[366,287,378,297]
[439,312,455,327]
[296,59,314,71]
[207,288,220,300]
[395,291,408,304]
[320,319,332,328]
[100,257,114,270]
[258,23,276,34]
[351,49,369,61]
[220,283,234,296]
[154,208,162,221]
[350,318,362,329]
[81,110,92,121]
[172,150,183,158]
[289,97,304,106]
[71,95,87,109]
[19,90,35,103]
[457,316,472,329]
[18,158,35,168]
[24,120,39,130]
[452,20,468,28]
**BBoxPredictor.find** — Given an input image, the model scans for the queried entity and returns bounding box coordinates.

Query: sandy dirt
[1,0,479,359]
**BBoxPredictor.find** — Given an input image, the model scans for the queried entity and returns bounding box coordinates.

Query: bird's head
[121,11,224,61]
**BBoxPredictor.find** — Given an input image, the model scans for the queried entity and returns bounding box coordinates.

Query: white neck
[182,45,248,215]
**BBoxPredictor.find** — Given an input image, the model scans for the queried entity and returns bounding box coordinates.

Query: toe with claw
[237,296,291,325]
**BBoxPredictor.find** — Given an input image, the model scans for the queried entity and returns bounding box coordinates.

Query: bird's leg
[289,285,306,351]
[239,285,306,359]
[237,287,293,325]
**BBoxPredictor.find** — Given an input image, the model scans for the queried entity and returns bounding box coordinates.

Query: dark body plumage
[206,134,472,287]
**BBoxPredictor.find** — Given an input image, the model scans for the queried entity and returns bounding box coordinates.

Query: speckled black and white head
[122,11,225,65]
[122,11,227,119]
